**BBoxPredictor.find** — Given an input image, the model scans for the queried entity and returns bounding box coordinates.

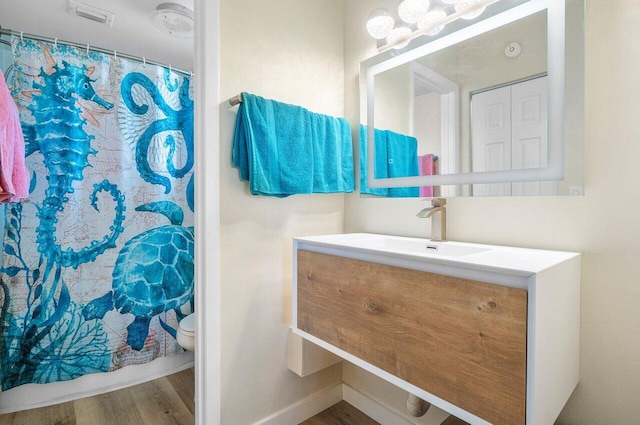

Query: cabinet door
[297,250,527,425]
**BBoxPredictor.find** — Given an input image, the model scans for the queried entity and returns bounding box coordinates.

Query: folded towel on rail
[0,69,29,203]
[359,124,419,198]
[232,92,354,197]
[386,130,419,198]
[359,124,389,196]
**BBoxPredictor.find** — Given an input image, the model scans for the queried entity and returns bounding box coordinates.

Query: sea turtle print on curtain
[0,37,194,390]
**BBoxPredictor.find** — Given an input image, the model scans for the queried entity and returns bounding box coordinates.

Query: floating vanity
[292,233,580,425]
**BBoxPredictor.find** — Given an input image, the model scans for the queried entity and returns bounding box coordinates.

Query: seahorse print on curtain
[0,37,194,391]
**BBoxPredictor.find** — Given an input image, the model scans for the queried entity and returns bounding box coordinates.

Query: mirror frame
[365,0,565,189]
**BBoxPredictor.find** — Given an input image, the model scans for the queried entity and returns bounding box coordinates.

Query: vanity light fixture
[417,9,448,35]
[398,0,431,24]
[386,26,413,49]
[366,8,396,39]
[366,0,503,51]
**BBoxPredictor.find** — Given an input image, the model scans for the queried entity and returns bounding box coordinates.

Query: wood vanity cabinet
[297,250,526,425]
[292,235,580,425]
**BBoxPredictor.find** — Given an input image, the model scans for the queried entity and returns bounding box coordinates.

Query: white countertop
[294,233,579,276]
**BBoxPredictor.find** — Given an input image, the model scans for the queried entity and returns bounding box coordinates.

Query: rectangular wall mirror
[360,0,584,197]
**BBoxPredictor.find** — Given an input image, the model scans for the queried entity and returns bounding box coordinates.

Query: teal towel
[359,125,419,197]
[359,124,389,196]
[386,131,419,198]
[233,93,354,197]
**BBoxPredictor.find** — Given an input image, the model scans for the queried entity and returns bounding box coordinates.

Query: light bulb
[417,9,448,36]
[386,26,412,49]
[398,0,430,24]
[455,0,487,20]
[366,8,395,39]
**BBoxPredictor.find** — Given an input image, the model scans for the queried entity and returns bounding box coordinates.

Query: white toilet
[177,313,195,351]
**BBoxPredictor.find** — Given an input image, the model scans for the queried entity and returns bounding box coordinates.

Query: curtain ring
[54,38,58,48]
[169,64,172,73]
[113,50,117,60]
[190,71,194,78]
[20,31,24,42]
[86,44,90,55]
[142,57,146,67]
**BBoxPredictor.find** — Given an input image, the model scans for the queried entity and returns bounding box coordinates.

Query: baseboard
[254,383,343,425]
[254,382,440,425]
[342,384,417,425]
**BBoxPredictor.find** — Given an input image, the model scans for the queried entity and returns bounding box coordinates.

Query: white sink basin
[299,233,491,258]
[346,235,490,257]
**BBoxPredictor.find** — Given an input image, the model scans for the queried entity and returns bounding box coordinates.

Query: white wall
[414,92,442,157]
[344,1,640,424]
[375,64,412,133]
[218,0,345,423]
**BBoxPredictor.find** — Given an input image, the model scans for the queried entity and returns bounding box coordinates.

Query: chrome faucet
[416,198,447,242]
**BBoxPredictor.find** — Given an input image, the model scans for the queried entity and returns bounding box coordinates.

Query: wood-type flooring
[0,368,194,425]
[0,369,468,425]
[299,401,469,425]
[299,401,379,425]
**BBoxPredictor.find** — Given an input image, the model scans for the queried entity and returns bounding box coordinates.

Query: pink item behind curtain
[0,71,29,203]
[418,154,436,197]
[0,69,29,203]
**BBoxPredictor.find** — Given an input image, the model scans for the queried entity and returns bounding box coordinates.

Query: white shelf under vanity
[292,233,580,425]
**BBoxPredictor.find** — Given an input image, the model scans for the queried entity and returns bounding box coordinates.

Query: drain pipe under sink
[407,393,430,417]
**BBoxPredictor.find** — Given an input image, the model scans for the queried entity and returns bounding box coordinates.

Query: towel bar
[228,94,242,106]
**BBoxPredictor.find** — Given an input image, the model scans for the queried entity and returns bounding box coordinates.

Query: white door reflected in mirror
[472,75,557,196]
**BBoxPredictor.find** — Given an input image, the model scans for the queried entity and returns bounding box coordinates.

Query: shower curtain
[0,37,194,391]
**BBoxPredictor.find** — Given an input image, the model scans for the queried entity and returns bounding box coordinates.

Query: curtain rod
[0,27,193,77]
